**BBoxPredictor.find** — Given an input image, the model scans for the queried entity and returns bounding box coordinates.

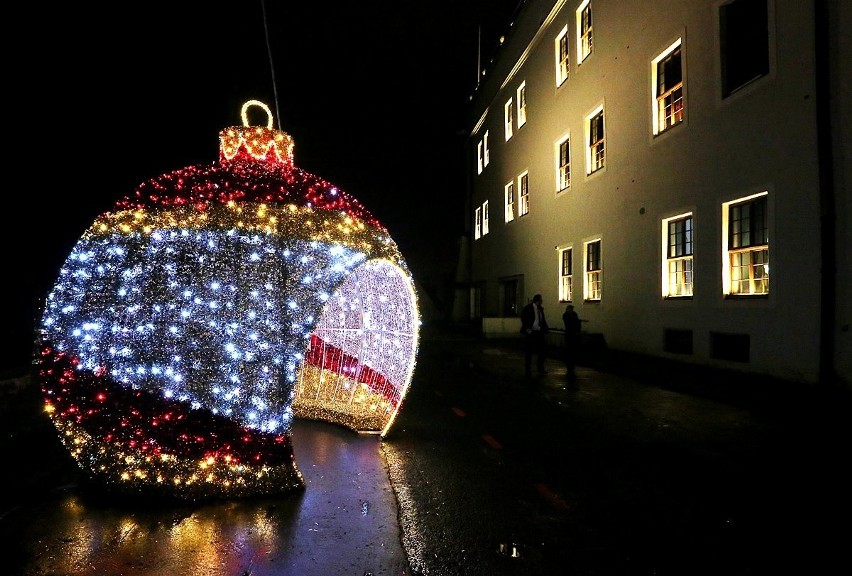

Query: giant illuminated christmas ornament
[35,100,420,500]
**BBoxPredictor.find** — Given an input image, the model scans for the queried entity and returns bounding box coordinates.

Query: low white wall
[481,317,522,339]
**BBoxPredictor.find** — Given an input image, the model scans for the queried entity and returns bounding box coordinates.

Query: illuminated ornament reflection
[35,101,420,500]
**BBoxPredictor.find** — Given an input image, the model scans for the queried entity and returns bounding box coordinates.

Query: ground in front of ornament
[0,376,410,576]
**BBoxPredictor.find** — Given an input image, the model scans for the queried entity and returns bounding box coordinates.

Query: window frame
[556,133,571,192]
[482,200,490,236]
[474,206,482,240]
[652,38,685,135]
[518,171,530,217]
[559,246,574,302]
[576,0,593,64]
[584,238,602,301]
[483,130,490,167]
[517,81,527,128]
[555,24,570,86]
[661,212,694,298]
[585,105,605,174]
[476,140,483,175]
[504,98,514,141]
[721,191,770,297]
[504,181,515,222]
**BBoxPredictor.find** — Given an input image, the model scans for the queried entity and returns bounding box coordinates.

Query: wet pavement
[2,320,851,575]
[383,323,852,575]
[1,414,408,576]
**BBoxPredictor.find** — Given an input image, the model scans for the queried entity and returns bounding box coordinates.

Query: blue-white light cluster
[41,227,366,434]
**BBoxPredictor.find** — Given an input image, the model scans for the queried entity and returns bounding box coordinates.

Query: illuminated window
[559,247,573,302]
[584,239,601,301]
[504,98,514,140]
[555,25,569,86]
[504,181,515,222]
[474,206,482,240]
[476,131,490,175]
[556,134,571,192]
[482,200,490,235]
[652,39,684,135]
[576,0,593,63]
[518,172,530,216]
[586,106,605,174]
[662,213,693,297]
[517,82,527,127]
[484,130,490,166]
[719,0,769,98]
[723,193,769,296]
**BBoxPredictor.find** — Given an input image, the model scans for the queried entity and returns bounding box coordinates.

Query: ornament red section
[304,334,397,404]
[114,158,384,231]
[37,344,296,467]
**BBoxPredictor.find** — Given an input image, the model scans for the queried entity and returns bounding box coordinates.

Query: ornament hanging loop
[241,100,274,129]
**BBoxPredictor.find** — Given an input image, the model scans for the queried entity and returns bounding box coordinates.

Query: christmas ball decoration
[35,100,420,500]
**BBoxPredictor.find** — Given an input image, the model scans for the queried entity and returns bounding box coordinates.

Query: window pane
[505,184,514,222]
[658,47,682,92]
[668,217,693,257]
[656,45,684,132]
[729,196,767,248]
[560,35,569,79]
[560,248,573,301]
[580,4,593,60]
[586,241,600,271]
[668,258,693,296]
[559,140,571,190]
[589,111,605,171]
[562,249,572,274]
[729,248,769,295]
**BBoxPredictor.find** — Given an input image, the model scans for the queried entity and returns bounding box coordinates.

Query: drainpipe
[814,0,837,388]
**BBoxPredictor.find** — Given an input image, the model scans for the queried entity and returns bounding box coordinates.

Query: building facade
[465,0,849,388]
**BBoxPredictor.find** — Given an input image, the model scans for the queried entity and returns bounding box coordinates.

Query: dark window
[664,329,694,355]
[501,278,519,316]
[710,332,750,362]
[720,0,769,98]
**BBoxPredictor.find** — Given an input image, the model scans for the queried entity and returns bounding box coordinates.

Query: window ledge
[723,293,769,300]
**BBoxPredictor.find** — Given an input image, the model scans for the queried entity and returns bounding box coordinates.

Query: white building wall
[468,0,844,386]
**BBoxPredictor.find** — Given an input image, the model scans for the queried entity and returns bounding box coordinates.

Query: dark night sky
[5,1,521,373]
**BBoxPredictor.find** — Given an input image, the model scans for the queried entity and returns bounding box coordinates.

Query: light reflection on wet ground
[2,418,409,576]
[382,334,852,576]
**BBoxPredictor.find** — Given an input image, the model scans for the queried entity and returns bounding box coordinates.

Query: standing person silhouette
[520,294,549,377]
[562,304,582,386]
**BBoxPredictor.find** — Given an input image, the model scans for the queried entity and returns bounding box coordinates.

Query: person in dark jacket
[562,304,582,385]
[520,294,549,377]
